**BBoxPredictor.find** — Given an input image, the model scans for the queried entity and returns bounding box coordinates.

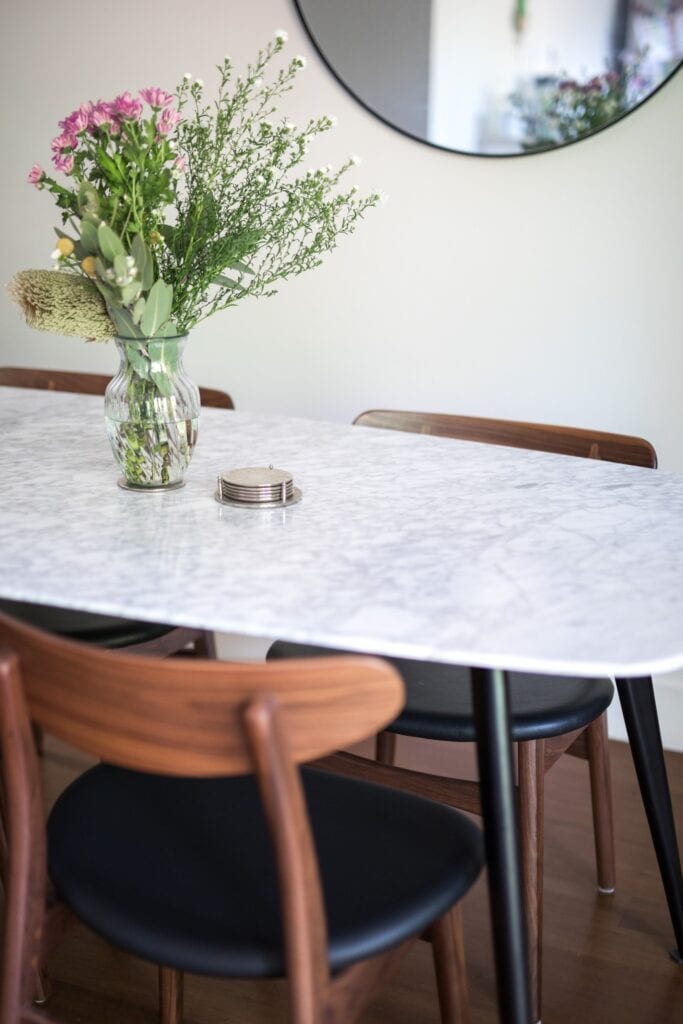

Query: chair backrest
[0,610,403,1023]
[353,409,657,469]
[0,612,401,776]
[0,366,234,410]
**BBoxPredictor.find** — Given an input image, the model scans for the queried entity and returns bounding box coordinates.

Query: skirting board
[608,671,683,753]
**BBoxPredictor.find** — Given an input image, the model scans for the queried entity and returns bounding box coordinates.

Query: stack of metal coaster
[215,466,302,508]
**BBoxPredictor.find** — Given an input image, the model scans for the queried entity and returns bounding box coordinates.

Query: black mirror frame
[292,0,683,158]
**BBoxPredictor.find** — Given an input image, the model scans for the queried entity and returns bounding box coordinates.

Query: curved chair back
[0,612,402,775]
[0,365,234,410]
[0,610,404,1024]
[354,409,657,469]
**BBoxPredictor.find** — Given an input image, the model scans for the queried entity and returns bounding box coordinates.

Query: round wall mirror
[293,0,683,156]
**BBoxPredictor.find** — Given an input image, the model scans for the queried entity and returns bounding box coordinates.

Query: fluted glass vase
[104,335,200,490]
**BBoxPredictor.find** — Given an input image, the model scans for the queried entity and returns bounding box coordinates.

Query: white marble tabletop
[2,386,683,678]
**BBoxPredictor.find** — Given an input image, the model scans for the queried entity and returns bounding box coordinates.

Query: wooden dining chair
[0,609,484,1024]
[267,408,658,1024]
[0,365,234,659]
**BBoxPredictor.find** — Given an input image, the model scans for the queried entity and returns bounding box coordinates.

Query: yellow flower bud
[81,255,97,278]
[56,237,75,257]
[149,230,162,246]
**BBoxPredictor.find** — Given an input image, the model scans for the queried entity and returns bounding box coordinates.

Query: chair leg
[158,966,184,1024]
[585,713,616,894]
[374,730,397,765]
[430,905,470,1024]
[32,967,52,1006]
[518,739,545,1024]
[193,630,217,659]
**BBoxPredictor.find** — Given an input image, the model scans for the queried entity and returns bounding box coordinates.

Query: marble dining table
[1,385,683,1024]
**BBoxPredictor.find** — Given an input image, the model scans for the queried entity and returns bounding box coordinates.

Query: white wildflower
[275,29,288,43]
[350,154,361,165]
[195,77,204,88]
[293,55,306,68]
[50,248,61,260]
[183,72,192,81]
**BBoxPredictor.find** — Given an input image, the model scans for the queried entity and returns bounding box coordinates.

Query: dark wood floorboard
[8,733,683,1023]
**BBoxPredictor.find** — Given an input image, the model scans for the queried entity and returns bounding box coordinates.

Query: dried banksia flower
[8,269,114,341]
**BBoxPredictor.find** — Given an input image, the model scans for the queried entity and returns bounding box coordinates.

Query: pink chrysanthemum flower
[51,132,78,153]
[53,152,75,174]
[27,164,45,186]
[140,86,174,109]
[156,107,182,135]
[90,101,115,129]
[60,103,93,135]
[111,91,143,120]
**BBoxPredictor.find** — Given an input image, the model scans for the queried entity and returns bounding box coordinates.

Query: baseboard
[608,671,683,752]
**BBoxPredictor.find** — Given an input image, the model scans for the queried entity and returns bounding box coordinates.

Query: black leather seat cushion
[267,643,614,743]
[0,598,175,649]
[48,765,483,978]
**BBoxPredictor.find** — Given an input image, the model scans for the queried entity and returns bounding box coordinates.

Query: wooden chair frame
[304,407,657,1021]
[0,366,234,412]
[0,612,470,1024]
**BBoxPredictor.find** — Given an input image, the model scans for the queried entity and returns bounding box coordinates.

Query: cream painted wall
[1,1,682,748]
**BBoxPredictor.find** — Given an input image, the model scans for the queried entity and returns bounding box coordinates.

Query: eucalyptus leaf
[140,279,173,336]
[120,280,142,305]
[131,296,146,325]
[124,341,151,376]
[155,320,179,338]
[150,369,173,397]
[94,256,111,283]
[79,220,99,255]
[131,234,154,291]
[229,260,255,275]
[109,306,144,341]
[211,274,240,289]
[157,340,178,375]
[98,223,125,262]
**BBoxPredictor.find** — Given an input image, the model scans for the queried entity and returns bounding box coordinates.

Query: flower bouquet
[12,32,380,488]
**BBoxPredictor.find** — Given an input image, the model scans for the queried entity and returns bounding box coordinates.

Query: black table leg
[471,667,533,1023]
[616,676,683,962]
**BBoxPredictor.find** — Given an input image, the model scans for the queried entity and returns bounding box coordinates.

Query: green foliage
[158,38,380,332]
[30,33,381,340]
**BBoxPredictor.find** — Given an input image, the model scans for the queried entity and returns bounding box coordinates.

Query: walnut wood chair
[0,365,234,659]
[267,409,658,1024]
[0,610,483,1024]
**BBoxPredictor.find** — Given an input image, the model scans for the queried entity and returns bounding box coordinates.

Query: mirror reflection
[294,0,683,155]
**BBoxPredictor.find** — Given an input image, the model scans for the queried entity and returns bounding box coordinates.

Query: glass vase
[104,335,200,490]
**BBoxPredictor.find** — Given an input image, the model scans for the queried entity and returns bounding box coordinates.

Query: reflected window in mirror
[293,0,683,156]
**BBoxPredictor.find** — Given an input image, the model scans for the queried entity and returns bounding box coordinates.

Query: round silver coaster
[214,486,302,509]
[117,478,185,492]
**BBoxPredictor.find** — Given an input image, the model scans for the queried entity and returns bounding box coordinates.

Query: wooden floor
[15,734,683,1023]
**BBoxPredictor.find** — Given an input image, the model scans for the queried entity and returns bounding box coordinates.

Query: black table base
[471,667,533,1024]
[616,677,683,962]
